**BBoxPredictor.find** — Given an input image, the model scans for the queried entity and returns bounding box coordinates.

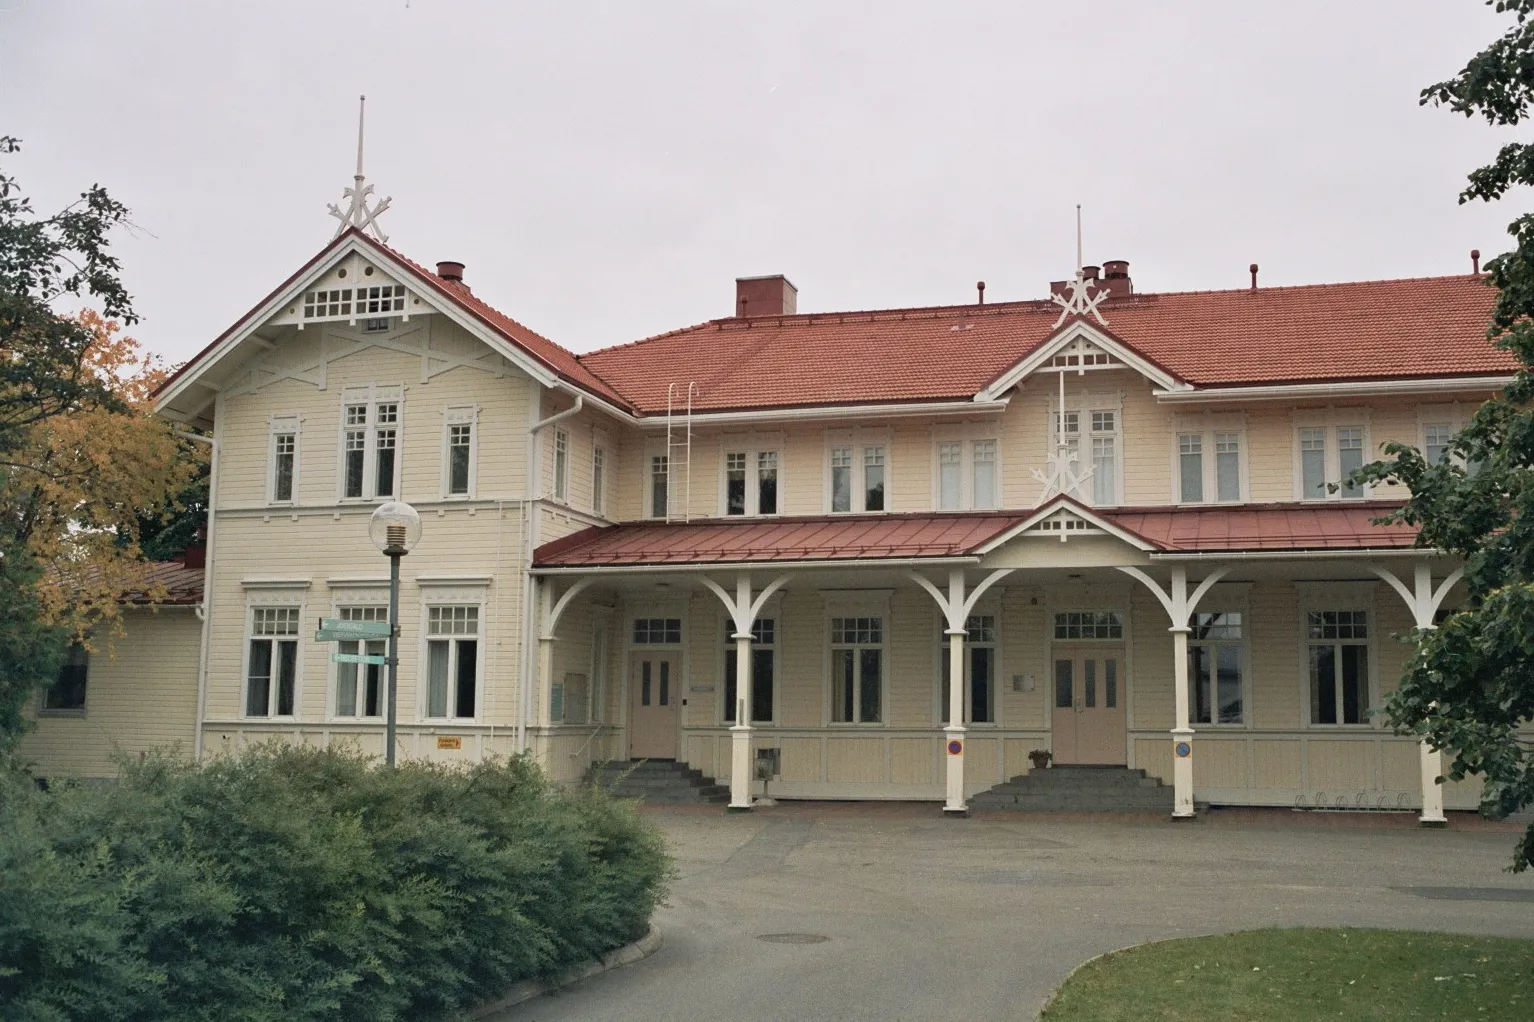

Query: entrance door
[628,651,680,759]
[1051,647,1127,765]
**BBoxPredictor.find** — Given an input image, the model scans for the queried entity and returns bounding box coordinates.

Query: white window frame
[825,429,891,514]
[1048,391,1123,507]
[823,592,891,725]
[337,384,405,503]
[1172,414,1247,505]
[1418,403,1475,468]
[243,600,304,719]
[931,429,1001,511]
[934,610,1001,726]
[722,613,779,724]
[330,604,388,720]
[1297,583,1378,729]
[646,446,670,519]
[442,405,478,499]
[420,599,485,722]
[552,427,570,503]
[268,414,301,505]
[590,615,611,724]
[719,436,783,518]
[1187,610,1250,727]
[592,441,607,516]
[1293,410,1372,501]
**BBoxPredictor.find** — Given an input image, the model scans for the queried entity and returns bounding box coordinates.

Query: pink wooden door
[628,652,680,759]
[1051,648,1127,765]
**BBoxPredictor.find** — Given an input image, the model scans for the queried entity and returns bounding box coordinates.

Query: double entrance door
[1051,646,1127,765]
[628,651,680,759]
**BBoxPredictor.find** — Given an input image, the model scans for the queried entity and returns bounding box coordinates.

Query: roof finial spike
[1049,205,1109,328]
[327,94,392,243]
[1076,203,1083,275]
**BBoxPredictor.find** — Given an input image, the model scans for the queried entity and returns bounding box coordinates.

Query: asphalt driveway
[491,804,1534,1021]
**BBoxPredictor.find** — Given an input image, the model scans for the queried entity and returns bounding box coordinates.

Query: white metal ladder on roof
[665,382,695,523]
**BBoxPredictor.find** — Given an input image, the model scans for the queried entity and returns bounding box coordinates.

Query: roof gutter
[632,398,1010,429]
[1148,548,1440,562]
[1152,375,1514,405]
[532,555,982,575]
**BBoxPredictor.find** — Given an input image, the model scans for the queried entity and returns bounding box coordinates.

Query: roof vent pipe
[437,260,466,283]
[976,280,986,304]
[1471,249,1481,274]
[1249,263,1259,290]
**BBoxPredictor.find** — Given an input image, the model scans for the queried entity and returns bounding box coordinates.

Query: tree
[1361,0,1534,870]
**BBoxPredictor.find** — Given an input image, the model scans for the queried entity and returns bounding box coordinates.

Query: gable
[977,318,1189,401]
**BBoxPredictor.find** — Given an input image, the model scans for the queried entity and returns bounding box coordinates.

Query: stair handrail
[569,723,605,761]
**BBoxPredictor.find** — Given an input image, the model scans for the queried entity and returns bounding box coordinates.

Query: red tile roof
[577,275,1512,413]
[534,503,1421,568]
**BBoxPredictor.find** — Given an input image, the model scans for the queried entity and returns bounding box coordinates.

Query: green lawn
[1040,928,1534,1021]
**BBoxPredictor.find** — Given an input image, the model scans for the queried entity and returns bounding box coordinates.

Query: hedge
[0,746,672,1021]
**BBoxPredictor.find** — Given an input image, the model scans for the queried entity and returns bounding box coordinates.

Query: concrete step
[969,766,1172,812]
[586,760,729,805]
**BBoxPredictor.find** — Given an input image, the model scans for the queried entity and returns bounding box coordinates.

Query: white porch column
[909,566,1014,816]
[1117,564,1228,820]
[699,572,790,812]
[1372,561,1463,828]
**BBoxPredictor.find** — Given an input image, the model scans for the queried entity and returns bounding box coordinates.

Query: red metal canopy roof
[533,503,1421,568]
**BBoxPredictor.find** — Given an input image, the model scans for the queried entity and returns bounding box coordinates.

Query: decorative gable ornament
[327,95,392,243]
[1050,270,1109,328]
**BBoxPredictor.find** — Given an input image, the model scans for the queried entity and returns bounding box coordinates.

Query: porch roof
[532,502,1421,569]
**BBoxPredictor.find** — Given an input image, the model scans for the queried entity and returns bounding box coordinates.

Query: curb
[1036,933,1212,1020]
[468,924,663,1019]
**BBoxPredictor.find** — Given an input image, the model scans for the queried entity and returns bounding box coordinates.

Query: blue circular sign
[947,740,963,756]
[1175,741,1192,758]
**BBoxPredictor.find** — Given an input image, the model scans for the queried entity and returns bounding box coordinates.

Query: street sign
[332,651,389,666]
[315,617,392,642]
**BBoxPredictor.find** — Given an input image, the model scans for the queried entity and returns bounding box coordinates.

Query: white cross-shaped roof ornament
[328,95,392,243]
[1049,204,1108,328]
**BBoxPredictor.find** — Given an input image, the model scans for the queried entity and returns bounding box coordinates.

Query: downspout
[176,429,218,762]
[519,389,584,752]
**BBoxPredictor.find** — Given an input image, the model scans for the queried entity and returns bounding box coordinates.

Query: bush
[0,746,672,1021]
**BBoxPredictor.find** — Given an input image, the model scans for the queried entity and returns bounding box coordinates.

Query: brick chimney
[436,261,468,293]
[1049,259,1132,301]
[734,275,798,317]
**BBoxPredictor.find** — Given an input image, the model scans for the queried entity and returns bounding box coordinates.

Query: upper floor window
[1189,612,1243,724]
[553,428,570,502]
[269,415,299,504]
[1298,424,1367,500]
[592,446,607,515]
[939,614,996,724]
[1307,610,1369,725]
[1178,431,1243,503]
[340,386,402,501]
[425,605,479,719]
[246,606,299,717]
[1056,408,1118,505]
[937,439,999,511]
[41,643,89,715]
[444,407,475,497]
[830,443,887,513]
[1420,407,1483,475]
[649,454,669,519]
[724,449,779,516]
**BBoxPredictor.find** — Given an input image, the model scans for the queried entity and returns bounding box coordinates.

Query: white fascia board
[153,237,561,419]
[1152,375,1514,405]
[632,398,1010,429]
[1148,548,1441,562]
[973,498,1159,554]
[977,320,1188,401]
[532,555,980,575]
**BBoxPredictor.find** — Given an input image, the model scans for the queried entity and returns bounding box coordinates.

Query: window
[830,616,883,723]
[269,416,299,503]
[723,448,780,516]
[340,388,402,501]
[1189,612,1243,724]
[303,288,352,320]
[1053,611,1123,640]
[41,643,88,714]
[362,317,390,333]
[302,284,404,323]
[553,428,570,502]
[828,441,888,513]
[758,452,778,515]
[632,618,682,644]
[723,618,775,722]
[1308,610,1370,725]
[334,606,386,718]
[247,607,299,717]
[1056,406,1118,505]
[650,455,669,519]
[1297,423,1368,500]
[936,439,998,510]
[1178,431,1243,503]
[552,672,590,724]
[939,615,996,724]
[1424,422,1454,465]
[445,408,475,497]
[1421,411,1483,475]
[591,626,608,723]
[426,606,478,719]
[592,446,606,514]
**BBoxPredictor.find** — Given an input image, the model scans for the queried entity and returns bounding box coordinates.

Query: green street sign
[315,618,392,642]
[332,651,389,666]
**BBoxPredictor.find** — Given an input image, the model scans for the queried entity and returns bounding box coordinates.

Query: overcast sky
[2,1,1524,365]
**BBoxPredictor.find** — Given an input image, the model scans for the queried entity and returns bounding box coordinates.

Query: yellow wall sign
[436,736,462,750]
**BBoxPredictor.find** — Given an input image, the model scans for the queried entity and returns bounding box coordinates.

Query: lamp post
[369,501,421,766]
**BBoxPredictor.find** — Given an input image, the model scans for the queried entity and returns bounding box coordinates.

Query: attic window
[303,288,353,319]
[362,318,390,333]
[357,284,406,314]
